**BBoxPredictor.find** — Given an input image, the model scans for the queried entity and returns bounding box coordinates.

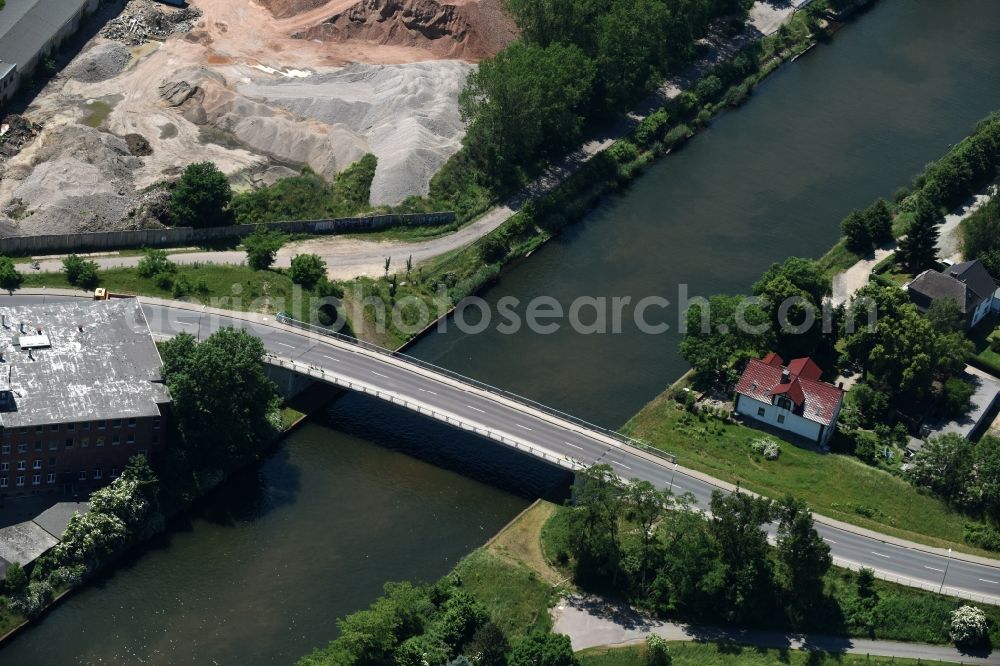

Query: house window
[0,477,6,488]
[776,397,793,411]
[139,449,148,459]
[82,422,90,431]
[67,423,75,432]
[16,460,25,471]
[0,462,7,471]
[96,438,104,448]
[93,468,102,480]
[153,418,161,430]
[777,414,786,424]
[19,427,26,435]
[31,474,40,485]
[50,424,59,432]
[97,420,106,430]
[65,438,73,448]
[34,441,41,452]
[113,419,122,429]
[127,433,135,445]
[48,441,57,451]
[1,444,8,455]
[112,435,120,446]
[78,470,86,481]
[35,426,42,433]
[15,475,24,487]
[17,443,27,453]
[81,438,89,448]
[32,459,40,470]
[110,467,119,478]
[47,472,56,484]
[757,407,766,417]
[128,418,136,428]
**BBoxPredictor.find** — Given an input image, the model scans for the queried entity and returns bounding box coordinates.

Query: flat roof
[0,0,92,69]
[0,299,169,428]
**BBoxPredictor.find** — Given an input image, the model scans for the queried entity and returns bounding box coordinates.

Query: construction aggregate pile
[102,0,203,46]
[66,42,132,83]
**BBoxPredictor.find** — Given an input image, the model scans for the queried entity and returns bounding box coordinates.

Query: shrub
[964,523,1000,551]
[62,254,100,289]
[645,635,671,666]
[243,228,287,270]
[169,162,233,228]
[11,579,54,618]
[289,254,327,289]
[0,255,23,292]
[634,109,669,146]
[950,605,988,647]
[750,438,780,460]
[136,248,177,278]
[2,562,27,595]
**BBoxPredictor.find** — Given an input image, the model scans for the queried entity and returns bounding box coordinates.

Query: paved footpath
[554,596,1000,663]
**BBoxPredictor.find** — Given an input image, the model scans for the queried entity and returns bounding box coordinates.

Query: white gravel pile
[238,60,473,205]
[67,42,132,83]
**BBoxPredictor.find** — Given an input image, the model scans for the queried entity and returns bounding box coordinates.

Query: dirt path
[553,596,1000,662]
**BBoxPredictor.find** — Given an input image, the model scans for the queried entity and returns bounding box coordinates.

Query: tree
[625,479,669,594]
[289,253,327,289]
[905,433,974,508]
[243,228,287,270]
[159,329,280,474]
[465,622,509,666]
[926,297,965,333]
[567,465,625,586]
[864,198,894,244]
[168,162,233,228]
[507,632,577,666]
[136,248,177,279]
[0,256,23,292]
[679,294,772,387]
[775,496,831,613]
[645,635,671,666]
[950,605,989,647]
[2,562,27,594]
[706,490,774,623]
[479,235,508,264]
[942,377,975,417]
[752,257,829,356]
[841,210,871,252]
[897,196,940,273]
[62,254,100,289]
[961,195,1000,269]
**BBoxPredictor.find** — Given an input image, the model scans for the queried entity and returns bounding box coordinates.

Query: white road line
[515,423,533,431]
[371,371,389,379]
[275,342,295,349]
[824,539,837,544]
[466,405,486,414]
[980,578,1000,585]
[870,551,890,559]
[614,461,632,471]
[178,322,195,328]
[925,566,944,573]
[322,355,341,362]
[564,441,583,450]
[418,388,438,395]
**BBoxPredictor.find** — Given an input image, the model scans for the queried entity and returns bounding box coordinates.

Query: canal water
[5,1,1000,663]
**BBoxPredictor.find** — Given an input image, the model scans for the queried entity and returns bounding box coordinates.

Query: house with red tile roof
[733,353,844,446]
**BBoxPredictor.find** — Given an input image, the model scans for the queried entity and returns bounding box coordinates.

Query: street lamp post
[669,462,678,494]
[939,548,952,594]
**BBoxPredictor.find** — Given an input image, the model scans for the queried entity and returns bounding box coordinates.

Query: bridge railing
[274,313,678,466]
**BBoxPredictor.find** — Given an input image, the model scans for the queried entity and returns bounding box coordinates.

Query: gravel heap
[102,0,203,46]
[0,115,42,159]
[67,42,132,83]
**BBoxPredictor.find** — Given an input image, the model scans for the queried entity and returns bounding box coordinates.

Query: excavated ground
[0,0,515,235]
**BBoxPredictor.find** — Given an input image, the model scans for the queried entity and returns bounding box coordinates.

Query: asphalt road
[6,293,1000,603]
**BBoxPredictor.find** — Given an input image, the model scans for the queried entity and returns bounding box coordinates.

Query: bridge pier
[265,363,317,400]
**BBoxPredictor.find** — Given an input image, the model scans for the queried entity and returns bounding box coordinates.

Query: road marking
[980,578,999,585]
[870,551,890,559]
[178,322,196,328]
[418,388,438,395]
[824,539,837,544]
[466,405,486,414]
[275,342,295,349]
[564,441,583,450]
[924,566,944,573]
[322,355,341,362]
[371,371,389,379]
[515,423,533,431]
[613,461,632,471]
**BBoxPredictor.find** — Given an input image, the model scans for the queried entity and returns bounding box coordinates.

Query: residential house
[733,353,844,446]
[907,259,999,330]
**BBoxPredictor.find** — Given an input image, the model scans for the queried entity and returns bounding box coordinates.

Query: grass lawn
[578,642,960,666]
[818,240,864,281]
[0,605,26,639]
[623,394,990,555]
[969,314,1000,376]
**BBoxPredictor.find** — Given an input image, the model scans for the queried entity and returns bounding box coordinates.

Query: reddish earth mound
[258,0,334,20]
[291,0,517,61]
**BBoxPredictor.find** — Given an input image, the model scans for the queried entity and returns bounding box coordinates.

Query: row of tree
[555,466,831,627]
[297,577,575,666]
[460,0,758,185]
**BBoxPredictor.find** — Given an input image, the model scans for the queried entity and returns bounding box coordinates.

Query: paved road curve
[6,292,1000,605]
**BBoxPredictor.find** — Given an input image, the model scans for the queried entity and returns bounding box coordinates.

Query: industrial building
[0,299,170,498]
[0,0,100,105]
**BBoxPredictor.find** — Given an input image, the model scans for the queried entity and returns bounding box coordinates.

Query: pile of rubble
[0,115,42,160]
[101,0,203,46]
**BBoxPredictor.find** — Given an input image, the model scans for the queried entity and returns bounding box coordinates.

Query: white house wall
[735,394,824,442]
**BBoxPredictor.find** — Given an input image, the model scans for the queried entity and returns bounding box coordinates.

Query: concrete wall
[735,394,826,443]
[0,212,456,255]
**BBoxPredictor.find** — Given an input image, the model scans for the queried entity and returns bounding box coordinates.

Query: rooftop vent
[18,334,51,350]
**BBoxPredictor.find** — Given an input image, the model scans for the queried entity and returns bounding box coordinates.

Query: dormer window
[776,396,793,411]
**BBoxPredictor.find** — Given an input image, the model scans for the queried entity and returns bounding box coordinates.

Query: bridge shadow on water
[320,392,575,504]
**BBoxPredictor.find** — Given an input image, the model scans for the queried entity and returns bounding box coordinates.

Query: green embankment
[578,643,961,666]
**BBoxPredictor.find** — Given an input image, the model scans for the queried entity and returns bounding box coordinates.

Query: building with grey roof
[0,0,100,105]
[907,259,999,330]
[0,299,169,498]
